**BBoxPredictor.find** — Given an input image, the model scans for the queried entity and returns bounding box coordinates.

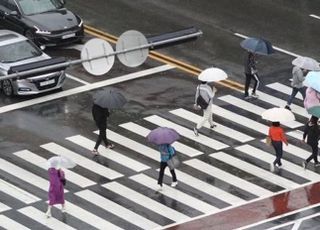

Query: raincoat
[48,168,65,205]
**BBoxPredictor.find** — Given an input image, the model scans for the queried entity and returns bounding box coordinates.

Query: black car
[0,0,84,47]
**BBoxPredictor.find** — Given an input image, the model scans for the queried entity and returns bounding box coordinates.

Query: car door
[0,0,24,33]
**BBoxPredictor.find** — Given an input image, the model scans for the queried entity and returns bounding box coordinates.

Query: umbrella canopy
[261,107,295,122]
[240,37,275,55]
[303,71,320,91]
[304,87,320,118]
[198,67,228,82]
[147,127,180,145]
[292,56,320,71]
[47,156,76,169]
[93,88,127,109]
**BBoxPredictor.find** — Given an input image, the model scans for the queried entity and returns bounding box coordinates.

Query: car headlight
[78,18,83,27]
[34,26,51,35]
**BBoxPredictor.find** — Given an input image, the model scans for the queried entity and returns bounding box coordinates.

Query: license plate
[62,33,75,39]
[40,79,55,86]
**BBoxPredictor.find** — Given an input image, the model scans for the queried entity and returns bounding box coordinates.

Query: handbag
[58,170,66,186]
[167,154,180,170]
[266,136,272,145]
[196,86,209,110]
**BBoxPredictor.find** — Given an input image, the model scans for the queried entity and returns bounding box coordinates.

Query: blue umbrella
[303,71,320,92]
[240,37,275,55]
[147,127,180,145]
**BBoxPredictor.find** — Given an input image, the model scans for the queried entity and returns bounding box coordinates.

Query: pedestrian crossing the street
[1,82,318,229]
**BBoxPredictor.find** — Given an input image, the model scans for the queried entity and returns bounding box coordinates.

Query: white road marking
[75,190,160,229]
[310,14,320,20]
[266,82,303,100]
[66,73,90,85]
[0,215,31,230]
[0,202,10,213]
[0,64,174,114]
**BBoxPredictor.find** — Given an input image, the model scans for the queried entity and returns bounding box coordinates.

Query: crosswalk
[0,82,318,230]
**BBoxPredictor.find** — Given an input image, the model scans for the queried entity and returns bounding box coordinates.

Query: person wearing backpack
[157,144,178,191]
[193,81,217,136]
[302,116,320,169]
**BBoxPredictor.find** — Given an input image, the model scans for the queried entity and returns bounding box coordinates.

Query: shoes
[278,165,282,169]
[45,210,51,218]
[270,163,275,172]
[251,93,259,98]
[158,184,163,191]
[61,207,66,213]
[193,127,199,136]
[244,95,251,100]
[315,162,320,167]
[302,161,307,170]
[92,149,99,155]
[285,105,291,111]
[106,143,115,149]
[171,181,178,187]
[210,124,217,129]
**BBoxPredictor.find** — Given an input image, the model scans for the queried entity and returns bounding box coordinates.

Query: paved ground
[0,1,320,229]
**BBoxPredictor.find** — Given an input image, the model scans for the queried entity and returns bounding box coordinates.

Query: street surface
[0,1,320,229]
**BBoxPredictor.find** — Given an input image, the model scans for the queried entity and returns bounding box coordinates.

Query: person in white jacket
[285,66,307,111]
[193,81,217,136]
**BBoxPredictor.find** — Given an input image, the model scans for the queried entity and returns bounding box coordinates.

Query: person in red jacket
[268,122,288,172]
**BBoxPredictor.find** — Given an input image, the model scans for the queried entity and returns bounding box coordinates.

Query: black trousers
[157,161,177,186]
[94,125,110,150]
[272,141,283,166]
[306,143,319,164]
[244,73,260,96]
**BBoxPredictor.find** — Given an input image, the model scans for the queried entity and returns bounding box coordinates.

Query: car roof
[0,30,27,45]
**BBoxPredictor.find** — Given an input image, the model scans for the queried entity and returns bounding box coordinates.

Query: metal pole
[0,29,202,81]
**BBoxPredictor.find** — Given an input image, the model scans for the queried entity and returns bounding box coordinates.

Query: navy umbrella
[93,88,127,109]
[240,37,275,55]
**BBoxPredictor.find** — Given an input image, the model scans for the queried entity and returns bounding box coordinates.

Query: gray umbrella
[240,37,275,55]
[93,88,127,109]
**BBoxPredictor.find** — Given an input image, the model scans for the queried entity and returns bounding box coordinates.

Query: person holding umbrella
[147,127,179,191]
[91,88,127,154]
[302,116,320,169]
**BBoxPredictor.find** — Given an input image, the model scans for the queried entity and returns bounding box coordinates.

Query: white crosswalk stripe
[266,82,303,100]
[0,202,10,213]
[0,215,31,230]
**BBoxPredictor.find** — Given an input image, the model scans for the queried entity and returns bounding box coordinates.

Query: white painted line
[256,90,309,118]
[13,150,95,188]
[119,122,203,157]
[75,190,160,229]
[0,159,51,192]
[102,181,189,222]
[67,135,150,172]
[211,104,269,134]
[219,95,302,128]
[210,152,299,190]
[18,206,76,230]
[286,130,320,148]
[170,108,254,143]
[266,82,303,100]
[236,144,320,181]
[41,142,123,180]
[0,178,40,204]
[0,202,10,213]
[0,215,31,230]
[234,33,300,57]
[130,174,219,214]
[144,115,229,150]
[310,14,320,20]
[66,73,90,85]
[0,64,174,114]
[184,159,273,197]
[64,200,123,230]
[106,128,159,161]
[162,169,246,205]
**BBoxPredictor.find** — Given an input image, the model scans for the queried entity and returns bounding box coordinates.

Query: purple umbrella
[147,127,180,145]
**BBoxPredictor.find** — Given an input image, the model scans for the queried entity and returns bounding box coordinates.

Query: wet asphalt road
[0,1,320,229]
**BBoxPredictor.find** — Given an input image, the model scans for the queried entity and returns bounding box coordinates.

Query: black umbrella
[240,37,275,55]
[93,88,127,109]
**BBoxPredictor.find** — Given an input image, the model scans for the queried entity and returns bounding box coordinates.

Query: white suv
[0,30,66,96]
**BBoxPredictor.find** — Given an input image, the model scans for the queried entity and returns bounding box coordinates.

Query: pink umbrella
[304,87,320,118]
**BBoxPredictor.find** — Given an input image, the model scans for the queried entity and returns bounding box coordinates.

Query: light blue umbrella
[303,71,320,92]
[240,37,275,55]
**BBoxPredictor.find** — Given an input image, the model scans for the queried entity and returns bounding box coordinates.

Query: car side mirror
[9,11,20,17]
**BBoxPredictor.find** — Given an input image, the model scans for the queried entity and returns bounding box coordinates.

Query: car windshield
[0,40,42,63]
[17,0,63,15]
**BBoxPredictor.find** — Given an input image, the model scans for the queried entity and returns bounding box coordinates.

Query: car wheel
[25,30,37,45]
[1,80,14,96]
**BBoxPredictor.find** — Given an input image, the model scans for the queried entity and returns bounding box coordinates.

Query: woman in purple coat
[46,168,66,218]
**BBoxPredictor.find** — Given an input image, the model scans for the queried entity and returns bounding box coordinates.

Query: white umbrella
[47,156,76,169]
[198,67,228,82]
[292,56,320,71]
[261,108,295,122]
